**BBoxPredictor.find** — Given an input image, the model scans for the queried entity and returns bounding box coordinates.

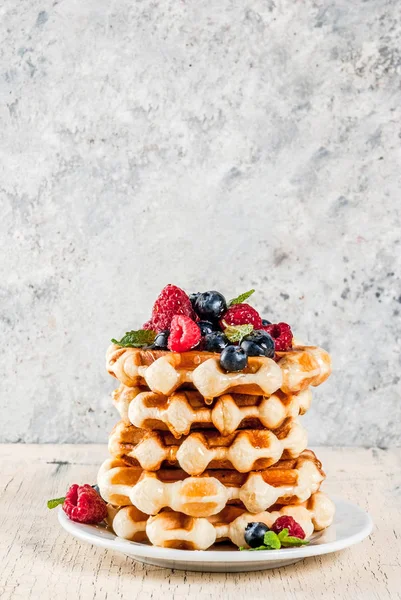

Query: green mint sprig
[111,329,157,348]
[47,496,65,509]
[278,528,310,547]
[228,289,255,306]
[240,528,309,551]
[223,323,254,343]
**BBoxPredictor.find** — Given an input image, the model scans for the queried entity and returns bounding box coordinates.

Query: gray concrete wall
[1,0,400,444]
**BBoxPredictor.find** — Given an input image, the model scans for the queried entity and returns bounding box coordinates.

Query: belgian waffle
[106,344,331,400]
[97,450,325,516]
[108,492,335,550]
[113,385,312,437]
[112,386,144,422]
[108,418,308,474]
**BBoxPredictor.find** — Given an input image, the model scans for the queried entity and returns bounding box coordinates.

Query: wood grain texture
[0,445,400,600]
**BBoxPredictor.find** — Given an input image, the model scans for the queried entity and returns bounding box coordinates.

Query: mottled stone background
[1,0,400,445]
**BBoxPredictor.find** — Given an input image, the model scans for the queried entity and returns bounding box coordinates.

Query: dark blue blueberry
[150,330,169,350]
[198,320,216,336]
[204,331,229,352]
[244,522,269,548]
[195,291,227,320]
[240,330,275,358]
[220,345,247,371]
[262,319,272,326]
[91,484,100,494]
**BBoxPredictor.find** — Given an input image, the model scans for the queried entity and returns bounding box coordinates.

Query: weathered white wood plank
[0,445,400,600]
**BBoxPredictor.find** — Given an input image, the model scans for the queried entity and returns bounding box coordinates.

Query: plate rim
[58,495,373,563]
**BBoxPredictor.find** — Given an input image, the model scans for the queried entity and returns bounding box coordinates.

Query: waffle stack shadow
[98,344,335,550]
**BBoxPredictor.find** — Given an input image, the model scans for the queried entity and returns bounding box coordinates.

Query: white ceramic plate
[58,496,373,572]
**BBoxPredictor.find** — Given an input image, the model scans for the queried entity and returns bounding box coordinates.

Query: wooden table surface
[0,445,400,600]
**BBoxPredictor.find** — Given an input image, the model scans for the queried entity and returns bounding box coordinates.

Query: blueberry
[240,330,275,358]
[150,330,169,350]
[195,291,227,320]
[189,293,200,308]
[244,522,269,548]
[91,484,100,494]
[204,331,229,353]
[262,319,272,326]
[241,340,267,357]
[220,345,247,371]
[198,320,216,336]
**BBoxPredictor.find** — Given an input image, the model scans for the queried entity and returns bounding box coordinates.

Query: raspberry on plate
[271,515,306,539]
[63,484,107,524]
[263,322,293,351]
[167,315,201,352]
[144,285,196,332]
[220,303,263,330]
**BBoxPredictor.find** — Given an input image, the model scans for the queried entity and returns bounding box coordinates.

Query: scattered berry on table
[150,330,169,350]
[63,484,107,524]
[198,320,216,336]
[204,331,230,352]
[263,322,293,351]
[271,516,306,539]
[221,303,263,330]
[262,319,272,326]
[146,284,196,332]
[244,522,270,548]
[167,315,201,352]
[220,345,248,371]
[195,291,227,320]
[240,330,275,358]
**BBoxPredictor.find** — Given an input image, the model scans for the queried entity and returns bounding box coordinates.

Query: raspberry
[63,484,107,524]
[145,285,196,332]
[168,315,201,352]
[263,322,293,351]
[220,303,263,330]
[271,515,306,539]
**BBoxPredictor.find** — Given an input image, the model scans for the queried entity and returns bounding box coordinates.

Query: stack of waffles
[97,342,335,550]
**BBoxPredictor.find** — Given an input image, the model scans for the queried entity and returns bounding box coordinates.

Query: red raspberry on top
[220,303,263,330]
[144,284,196,332]
[168,315,201,352]
[263,322,293,351]
[271,515,306,539]
[63,484,107,524]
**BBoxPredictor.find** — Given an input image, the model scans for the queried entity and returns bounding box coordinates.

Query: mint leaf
[278,528,290,541]
[263,531,281,549]
[280,536,310,547]
[47,496,65,509]
[111,329,157,348]
[223,323,254,343]
[229,289,255,306]
[277,527,309,546]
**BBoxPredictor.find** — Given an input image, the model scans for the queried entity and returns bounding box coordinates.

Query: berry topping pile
[112,285,294,372]
[242,517,308,551]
